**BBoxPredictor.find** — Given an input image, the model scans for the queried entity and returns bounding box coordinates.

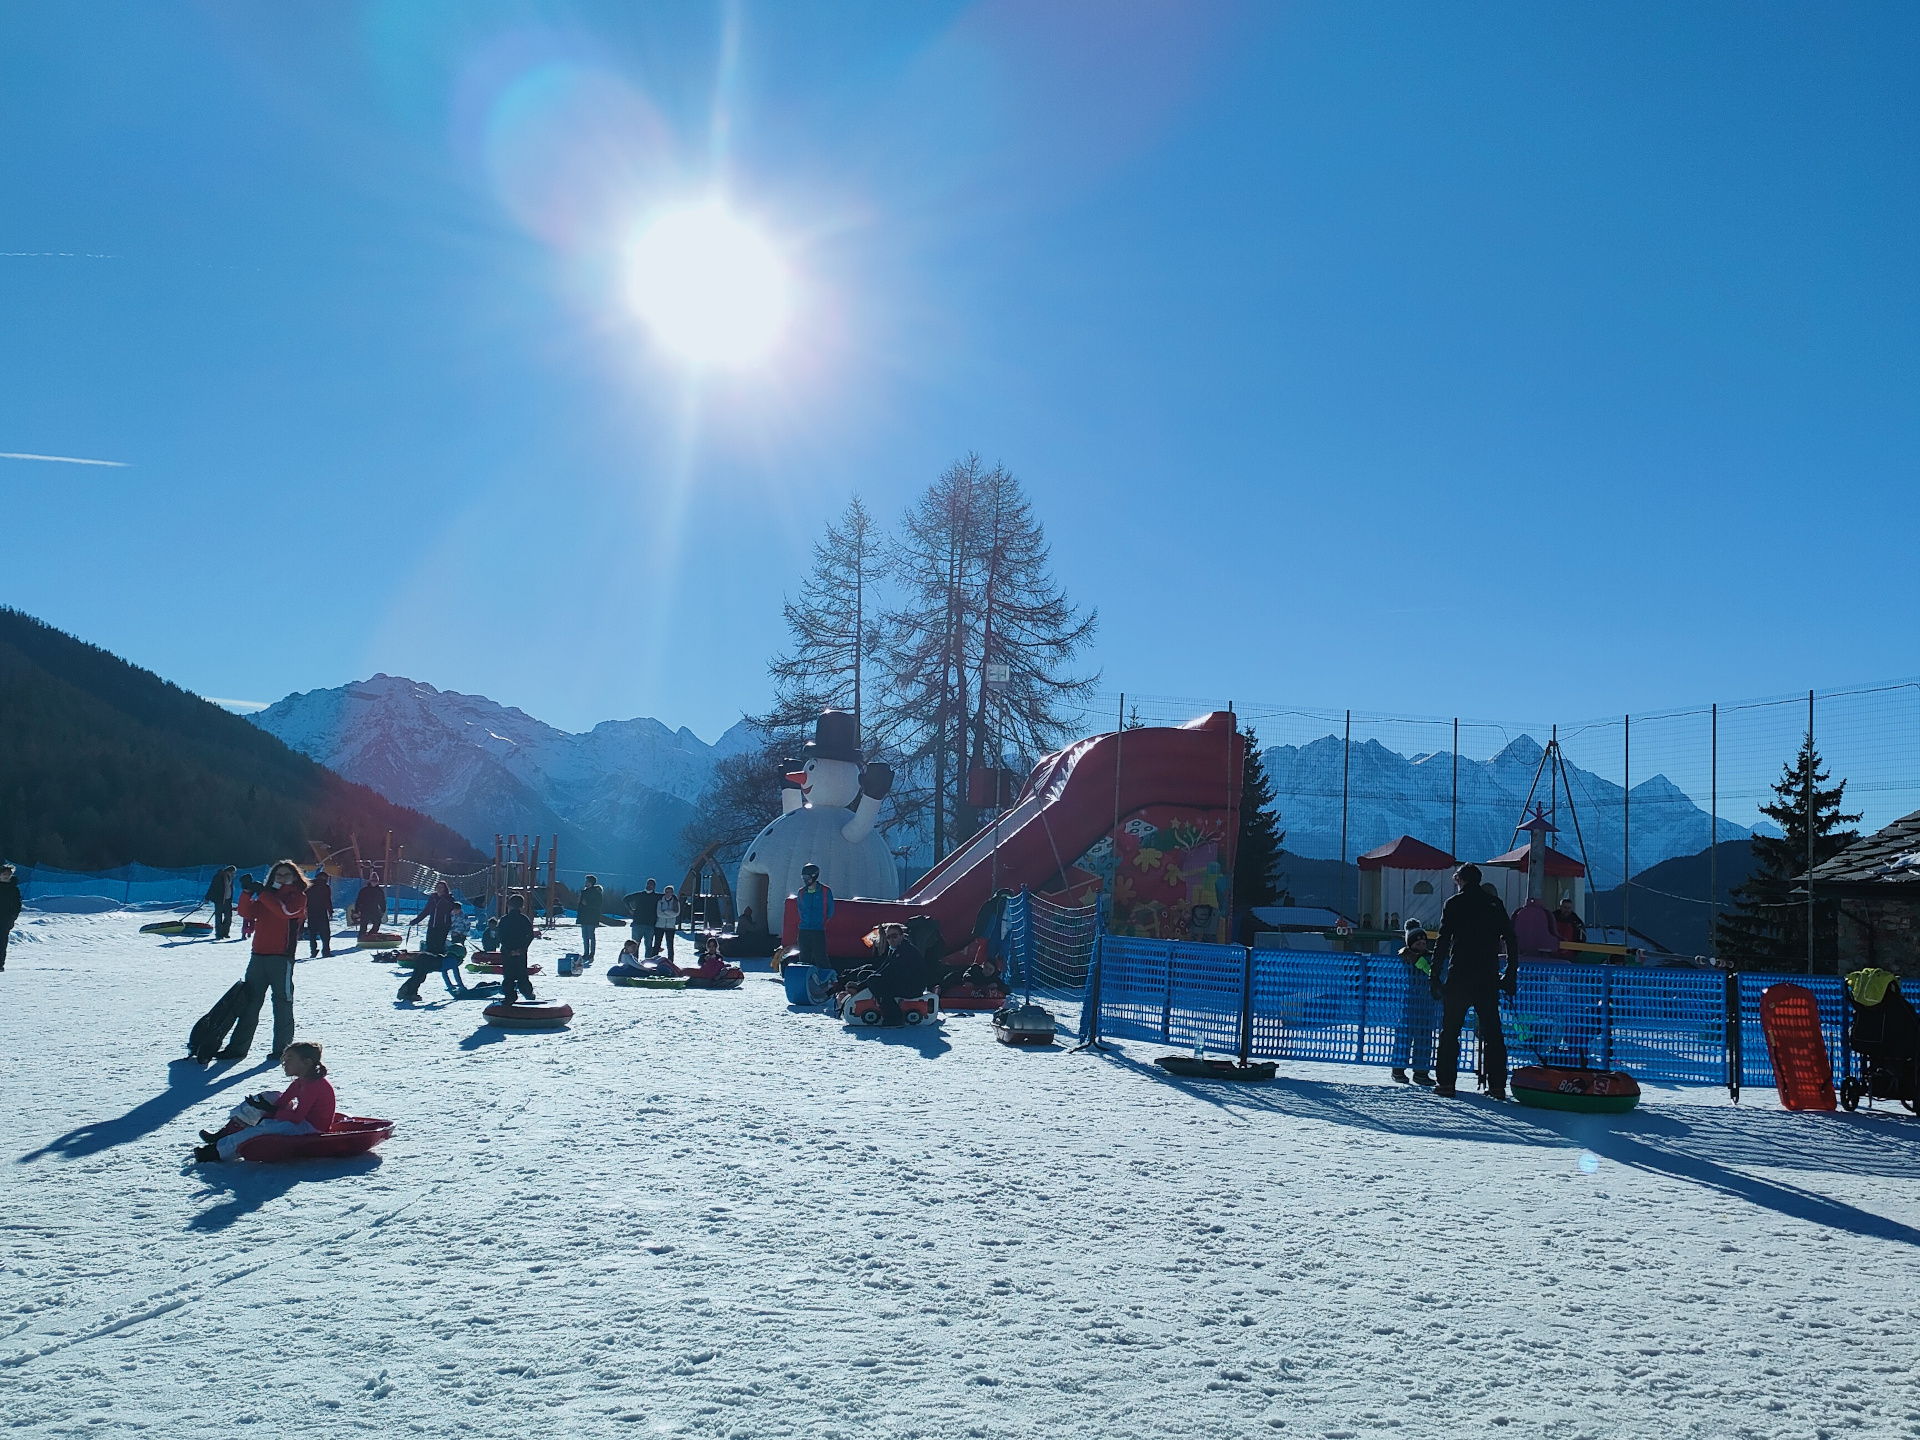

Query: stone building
[1811,808,1920,976]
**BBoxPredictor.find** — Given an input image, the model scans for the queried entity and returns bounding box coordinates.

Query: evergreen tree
[766,494,886,742]
[1715,732,1860,971]
[1233,729,1288,916]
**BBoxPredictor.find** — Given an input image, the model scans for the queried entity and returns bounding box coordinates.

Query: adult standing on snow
[794,863,834,969]
[411,879,459,956]
[0,862,20,972]
[226,860,309,1062]
[306,870,334,957]
[577,874,604,963]
[497,894,537,1004]
[354,873,387,942]
[625,880,661,957]
[205,865,237,940]
[1429,863,1521,1100]
[656,885,682,961]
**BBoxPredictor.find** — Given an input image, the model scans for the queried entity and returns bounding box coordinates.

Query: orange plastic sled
[1760,983,1837,1111]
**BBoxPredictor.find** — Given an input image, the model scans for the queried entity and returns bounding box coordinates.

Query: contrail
[0,452,129,467]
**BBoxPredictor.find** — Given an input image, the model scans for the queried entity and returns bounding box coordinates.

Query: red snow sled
[484,999,573,1030]
[684,966,745,990]
[1760,983,1837,1111]
[233,1116,394,1163]
[843,988,940,1027]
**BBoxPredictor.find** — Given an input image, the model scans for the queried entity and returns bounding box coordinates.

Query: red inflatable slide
[783,713,1245,961]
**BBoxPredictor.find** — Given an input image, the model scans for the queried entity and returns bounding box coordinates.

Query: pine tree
[1715,732,1860,971]
[766,495,886,742]
[1233,728,1288,917]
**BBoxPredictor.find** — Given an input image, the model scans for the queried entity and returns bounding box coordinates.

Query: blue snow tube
[782,964,816,1004]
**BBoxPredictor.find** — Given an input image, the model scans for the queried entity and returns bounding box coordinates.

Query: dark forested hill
[0,608,482,871]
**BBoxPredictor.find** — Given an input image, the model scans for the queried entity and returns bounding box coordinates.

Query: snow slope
[6,911,1920,1438]
[251,675,759,887]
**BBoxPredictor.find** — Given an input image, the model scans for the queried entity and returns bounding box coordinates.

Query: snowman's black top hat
[805,709,864,765]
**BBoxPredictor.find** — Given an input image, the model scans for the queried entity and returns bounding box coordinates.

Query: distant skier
[0,861,20,972]
[1429,863,1521,1100]
[496,894,537,1004]
[226,860,309,1063]
[205,865,237,940]
[306,869,334,956]
[794,863,834,970]
[577,874,605,963]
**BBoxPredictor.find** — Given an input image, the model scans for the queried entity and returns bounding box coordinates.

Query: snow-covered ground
[5,910,1920,1439]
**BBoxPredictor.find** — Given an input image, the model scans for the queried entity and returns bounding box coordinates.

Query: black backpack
[187,981,251,1062]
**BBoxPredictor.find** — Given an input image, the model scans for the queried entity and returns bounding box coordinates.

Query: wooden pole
[548,834,558,929]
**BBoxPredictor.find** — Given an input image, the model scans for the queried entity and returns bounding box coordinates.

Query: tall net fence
[1004,890,1098,1037]
[1057,678,1920,964]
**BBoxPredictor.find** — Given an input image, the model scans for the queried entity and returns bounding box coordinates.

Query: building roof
[1484,843,1587,878]
[1249,905,1351,930]
[1356,835,1457,872]
[1811,807,1920,894]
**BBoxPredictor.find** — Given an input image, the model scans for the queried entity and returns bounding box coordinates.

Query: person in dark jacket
[0,862,20,972]
[624,880,661,956]
[497,894,537,1004]
[397,880,461,1003]
[1429,863,1521,1099]
[1553,893,1587,946]
[577,875,605,963]
[206,865,237,939]
[864,922,937,1025]
[354,876,387,941]
[306,870,334,956]
[225,860,309,1062]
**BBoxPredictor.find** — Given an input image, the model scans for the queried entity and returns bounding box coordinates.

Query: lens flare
[626,204,789,367]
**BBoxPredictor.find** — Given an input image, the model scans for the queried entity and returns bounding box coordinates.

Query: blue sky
[3,1,1917,744]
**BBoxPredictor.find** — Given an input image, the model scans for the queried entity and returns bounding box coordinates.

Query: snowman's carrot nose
[786,771,808,786]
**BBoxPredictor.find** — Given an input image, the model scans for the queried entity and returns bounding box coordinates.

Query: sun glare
[626,204,789,367]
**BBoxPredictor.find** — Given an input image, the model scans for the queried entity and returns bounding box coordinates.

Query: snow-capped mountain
[250,675,758,888]
[1263,733,1760,889]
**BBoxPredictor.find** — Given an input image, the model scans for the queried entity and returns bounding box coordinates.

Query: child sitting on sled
[194,1040,337,1162]
[683,937,744,988]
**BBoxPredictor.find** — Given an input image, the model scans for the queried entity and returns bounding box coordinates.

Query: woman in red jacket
[223,859,309,1062]
[195,1040,337,1162]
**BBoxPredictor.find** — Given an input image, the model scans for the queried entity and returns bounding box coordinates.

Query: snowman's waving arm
[842,763,892,844]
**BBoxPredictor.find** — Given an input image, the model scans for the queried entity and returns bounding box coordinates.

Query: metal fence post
[1725,969,1741,1103]
[1601,964,1614,1072]
[1238,944,1254,1065]
[1160,944,1175,1044]
[1355,955,1369,1063]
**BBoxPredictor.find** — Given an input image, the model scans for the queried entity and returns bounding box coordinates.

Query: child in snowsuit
[194,1040,337,1162]
[1392,918,1436,1086]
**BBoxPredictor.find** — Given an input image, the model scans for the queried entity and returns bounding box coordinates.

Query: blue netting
[1737,972,1846,1090]
[1006,891,1098,1036]
[1089,936,1743,1087]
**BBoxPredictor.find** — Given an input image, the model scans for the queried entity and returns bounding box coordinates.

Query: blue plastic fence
[1077,936,1855,1093]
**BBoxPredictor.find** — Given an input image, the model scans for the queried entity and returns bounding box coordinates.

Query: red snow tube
[234,1116,394,1163]
[484,1000,573,1029]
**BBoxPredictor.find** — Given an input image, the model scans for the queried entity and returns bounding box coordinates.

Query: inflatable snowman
[735,709,899,932]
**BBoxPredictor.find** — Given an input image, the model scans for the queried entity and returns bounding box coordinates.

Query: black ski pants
[213,901,234,939]
[1435,975,1507,1092]
[580,922,597,961]
[228,953,295,1059]
[501,948,535,1002]
[308,909,331,956]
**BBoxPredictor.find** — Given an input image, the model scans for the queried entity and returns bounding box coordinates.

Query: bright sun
[626,204,789,367]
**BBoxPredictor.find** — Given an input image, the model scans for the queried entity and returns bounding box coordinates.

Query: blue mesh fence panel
[1250,948,1363,1063]
[1093,937,1177,1043]
[1737,973,1845,1090]
[1007,890,1097,1037]
[1165,942,1245,1054]
[1504,964,1608,1068]
[1604,967,1727,1084]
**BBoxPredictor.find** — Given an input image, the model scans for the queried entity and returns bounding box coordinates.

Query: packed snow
[5,909,1920,1438]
